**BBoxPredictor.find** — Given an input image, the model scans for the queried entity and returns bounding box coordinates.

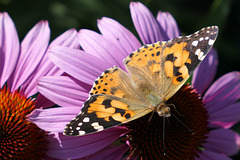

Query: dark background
[1,0,239,158]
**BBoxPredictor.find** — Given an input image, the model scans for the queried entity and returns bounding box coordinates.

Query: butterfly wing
[124,26,218,100]
[64,67,152,136]
[64,94,152,136]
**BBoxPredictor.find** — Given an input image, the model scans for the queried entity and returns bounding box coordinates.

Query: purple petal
[49,28,79,49]
[192,49,218,94]
[78,29,125,69]
[196,150,232,160]
[208,102,240,128]
[28,107,81,132]
[48,46,110,85]
[10,20,50,92]
[130,2,161,44]
[46,127,128,159]
[156,11,181,40]
[0,12,20,87]
[35,93,55,109]
[204,129,238,156]
[97,17,142,56]
[203,72,240,114]
[38,76,88,108]
[81,143,129,160]
[23,29,79,97]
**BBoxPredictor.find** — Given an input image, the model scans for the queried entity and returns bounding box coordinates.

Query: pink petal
[28,107,81,132]
[78,29,125,69]
[23,29,79,97]
[204,129,238,156]
[35,93,55,109]
[49,28,79,49]
[81,143,129,160]
[208,102,240,128]
[192,49,218,95]
[48,46,110,85]
[98,17,142,56]
[38,76,89,108]
[196,150,232,160]
[130,2,161,44]
[203,72,240,114]
[10,20,50,92]
[0,12,20,87]
[156,11,180,40]
[46,127,128,159]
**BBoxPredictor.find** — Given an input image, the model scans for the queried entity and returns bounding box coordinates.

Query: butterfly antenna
[171,112,194,134]
[162,115,166,155]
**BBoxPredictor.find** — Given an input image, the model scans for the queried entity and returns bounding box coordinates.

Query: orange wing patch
[163,41,191,85]
[90,67,126,98]
[124,41,166,75]
[87,95,135,122]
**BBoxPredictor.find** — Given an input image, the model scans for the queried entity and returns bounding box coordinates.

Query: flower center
[125,85,209,160]
[0,87,48,160]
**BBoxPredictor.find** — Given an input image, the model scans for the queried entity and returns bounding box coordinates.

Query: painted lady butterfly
[64,26,218,136]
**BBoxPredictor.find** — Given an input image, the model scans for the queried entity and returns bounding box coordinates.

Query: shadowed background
[0,0,239,158]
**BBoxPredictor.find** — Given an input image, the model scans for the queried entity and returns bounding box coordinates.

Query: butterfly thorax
[147,93,171,117]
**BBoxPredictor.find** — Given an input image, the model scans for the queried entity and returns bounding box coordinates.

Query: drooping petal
[156,11,181,40]
[192,49,218,94]
[0,12,20,87]
[38,76,89,108]
[130,2,161,44]
[195,150,232,160]
[28,107,81,132]
[23,28,79,97]
[10,20,50,92]
[203,129,238,156]
[98,17,142,55]
[203,72,240,114]
[46,128,128,159]
[78,29,125,69]
[48,46,110,85]
[208,102,240,129]
[81,143,129,160]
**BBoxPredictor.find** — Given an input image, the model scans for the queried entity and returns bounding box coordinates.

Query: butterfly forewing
[161,26,218,99]
[124,26,218,100]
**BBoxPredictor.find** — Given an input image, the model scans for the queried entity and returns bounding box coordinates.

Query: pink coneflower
[0,12,79,159]
[31,2,240,160]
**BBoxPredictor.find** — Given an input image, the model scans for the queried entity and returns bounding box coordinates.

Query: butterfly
[64,26,218,136]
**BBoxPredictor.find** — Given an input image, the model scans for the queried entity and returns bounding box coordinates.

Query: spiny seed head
[0,87,48,160]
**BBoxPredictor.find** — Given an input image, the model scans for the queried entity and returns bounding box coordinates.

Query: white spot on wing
[199,55,206,61]
[195,49,204,60]
[83,117,90,122]
[76,127,80,130]
[208,39,214,45]
[78,122,83,126]
[205,37,209,40]
[199,37,204,41]
[79,130,86,135]
[192,40,198,47]
[91,122,104,131]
